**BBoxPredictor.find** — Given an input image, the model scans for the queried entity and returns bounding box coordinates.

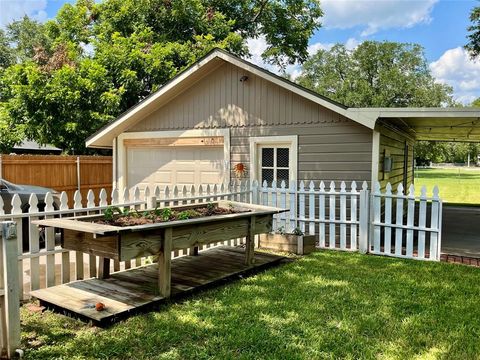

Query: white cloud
[0,0,49,28]
[322,0,438,36]
[430,47,480,105]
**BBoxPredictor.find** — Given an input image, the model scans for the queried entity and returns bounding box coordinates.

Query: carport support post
[359,188,370,254]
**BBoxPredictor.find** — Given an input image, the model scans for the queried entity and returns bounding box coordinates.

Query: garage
[116,130,230,192]
[126,146,226,191]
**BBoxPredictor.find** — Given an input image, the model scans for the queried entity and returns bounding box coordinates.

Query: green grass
[21,251,480,359]
[415,168,480,204]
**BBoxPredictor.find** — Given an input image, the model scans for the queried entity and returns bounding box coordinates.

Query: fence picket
[111,188,119,205]
[289,180,296,233]
[318,181,326,248]
[299,181,305,234]
[329,181,336,249]
[395,184,404,256]
[28,193,40,291]
[73,192,84,280]
[372,182,381,253]
[350,181,357,250]
[44,193,56,287]
[384,183,393,254]
[308,181,315,236]
[280,181,287,232]
[418,186,427,259]
[406,184,415,258]
[339,181,347,249]
[359,181,369,254]
[430,186,441,260]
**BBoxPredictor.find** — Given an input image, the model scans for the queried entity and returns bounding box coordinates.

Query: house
[12,140,62,155]
[86,49,480,193]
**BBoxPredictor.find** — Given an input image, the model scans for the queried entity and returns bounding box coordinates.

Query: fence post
[359,182,369,254]
[0,221,20,358]
[76,156,81,193]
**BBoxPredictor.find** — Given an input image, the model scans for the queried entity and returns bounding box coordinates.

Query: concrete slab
[441,205,480,257]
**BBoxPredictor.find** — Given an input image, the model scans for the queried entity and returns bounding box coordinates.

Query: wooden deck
[30,247,285,325]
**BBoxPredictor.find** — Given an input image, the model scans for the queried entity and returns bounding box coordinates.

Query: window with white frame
[250,136,297,187]
[259,145,290,186]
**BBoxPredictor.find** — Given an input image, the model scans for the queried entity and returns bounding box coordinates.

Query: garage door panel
[127,146,225,192]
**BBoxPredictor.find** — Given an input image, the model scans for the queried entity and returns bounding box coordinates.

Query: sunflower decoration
[233,163,247,178]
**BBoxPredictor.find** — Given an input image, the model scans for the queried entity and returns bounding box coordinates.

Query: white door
[126,146,225,191]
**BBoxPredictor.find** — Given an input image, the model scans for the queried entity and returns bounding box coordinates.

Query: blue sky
[1,0,479,103]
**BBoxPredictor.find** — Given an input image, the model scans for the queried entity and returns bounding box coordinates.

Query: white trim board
[249,135,298,185]
[116,129,230,191]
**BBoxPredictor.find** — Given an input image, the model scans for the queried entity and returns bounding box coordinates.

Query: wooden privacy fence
[0,155,112,207]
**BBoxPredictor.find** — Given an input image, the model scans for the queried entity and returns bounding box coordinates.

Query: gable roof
[86,48,377,148]
[86,48,480,148]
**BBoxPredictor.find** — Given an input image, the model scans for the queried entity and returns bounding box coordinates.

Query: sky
[0,0,479,104]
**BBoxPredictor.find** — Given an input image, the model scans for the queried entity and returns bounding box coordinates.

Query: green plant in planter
[161,208,172,221]
[291,227,304,236]
[103,206,124,222]
[274,226,304,236]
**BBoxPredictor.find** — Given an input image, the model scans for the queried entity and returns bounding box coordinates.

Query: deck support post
[158,228,172,297]
[98,257,110,279]
[245,216,255,266]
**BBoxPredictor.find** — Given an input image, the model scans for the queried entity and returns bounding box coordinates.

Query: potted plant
[259,226,316,255]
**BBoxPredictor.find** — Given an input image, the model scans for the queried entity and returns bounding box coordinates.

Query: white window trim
[116,129,230,191]
[249,136,298,185]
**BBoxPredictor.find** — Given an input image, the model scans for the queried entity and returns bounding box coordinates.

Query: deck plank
[30,247,285,325]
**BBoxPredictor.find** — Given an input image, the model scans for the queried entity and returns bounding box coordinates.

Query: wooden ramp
[30,247,285,325]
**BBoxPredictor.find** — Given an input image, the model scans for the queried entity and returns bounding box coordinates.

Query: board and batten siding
[377,123,415,191]
[128,61,373,184]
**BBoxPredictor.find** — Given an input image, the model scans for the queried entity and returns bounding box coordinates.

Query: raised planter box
[259,233,316,255]
[35,201,284,261]
[34,200,286,297]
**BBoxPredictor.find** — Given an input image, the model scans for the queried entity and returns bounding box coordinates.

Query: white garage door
[126,147,226,191]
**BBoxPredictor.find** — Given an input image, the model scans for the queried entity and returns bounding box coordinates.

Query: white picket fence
[253,179,442,261]
[255,180,369,251]
[370,182,442,261]
[0,178,443,357]
[0,181,251,300]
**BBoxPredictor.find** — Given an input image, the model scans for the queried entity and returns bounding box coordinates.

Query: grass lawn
[21,251,480,359]
[415,167,480,204]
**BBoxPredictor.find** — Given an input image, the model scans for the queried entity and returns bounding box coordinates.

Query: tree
[471,97,480,107]
[6,16,52,62]
[466,5,480,59]
[297,41,454,107]
[0,0,323,153]
[0,30,14,69]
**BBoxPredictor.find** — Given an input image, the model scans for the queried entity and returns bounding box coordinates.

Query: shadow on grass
[21,251,480,359]
[416,169,480,180]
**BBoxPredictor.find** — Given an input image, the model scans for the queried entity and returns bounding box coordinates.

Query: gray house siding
[377,123,415,191]
[128,61,373,185]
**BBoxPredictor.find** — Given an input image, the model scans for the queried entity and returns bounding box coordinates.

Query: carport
[353,107,480,258]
